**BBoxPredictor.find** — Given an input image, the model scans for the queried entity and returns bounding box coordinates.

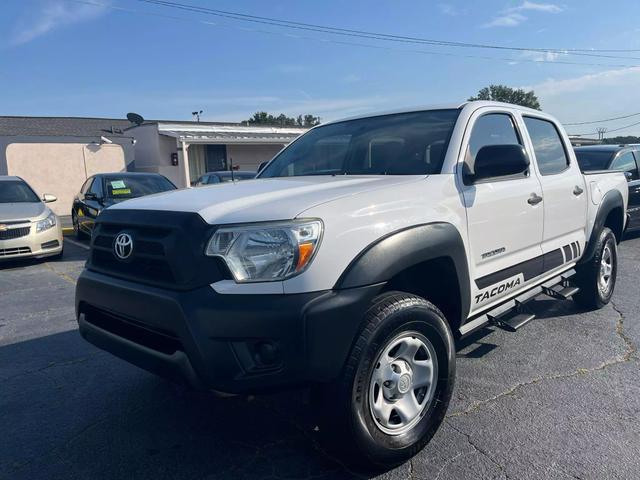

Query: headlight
[206,220,323,282]
[36,212,57,233]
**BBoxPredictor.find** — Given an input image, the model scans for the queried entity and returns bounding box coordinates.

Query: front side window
[465,113,522,176]
[259,109,460,177]
[611,152,639,180]
[524,117,570,175]
[89,178,103,197]
[0,180,40,203]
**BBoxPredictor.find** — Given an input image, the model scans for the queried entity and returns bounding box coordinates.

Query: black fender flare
[335,222,471,321]
[581,189,624,264]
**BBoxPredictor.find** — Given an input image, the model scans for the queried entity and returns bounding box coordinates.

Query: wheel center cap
[398,374,412,394]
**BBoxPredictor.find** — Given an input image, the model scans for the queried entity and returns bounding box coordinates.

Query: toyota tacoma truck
[76,101,628,468]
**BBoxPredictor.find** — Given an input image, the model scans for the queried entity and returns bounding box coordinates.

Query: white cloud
[525,67,640,135]
[513,1,563,13]
[483,1,562,28]
[11,0,109,46]
[438,4,460,16]
[483,13,527,28]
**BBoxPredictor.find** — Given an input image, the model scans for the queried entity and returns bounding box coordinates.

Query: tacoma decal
[474,275,523,304]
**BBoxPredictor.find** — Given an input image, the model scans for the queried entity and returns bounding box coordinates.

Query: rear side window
[524,117,570,175]
[465,113,522,176]
[611,152,639,180]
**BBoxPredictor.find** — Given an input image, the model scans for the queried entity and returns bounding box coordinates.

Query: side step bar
[460,270,578,336]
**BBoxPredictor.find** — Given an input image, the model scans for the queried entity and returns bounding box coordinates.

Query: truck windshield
[259,109,460,177]
[574,150,615,171]
[0,180,40,203]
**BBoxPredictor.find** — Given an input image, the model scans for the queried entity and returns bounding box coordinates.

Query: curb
[62,227,75,235]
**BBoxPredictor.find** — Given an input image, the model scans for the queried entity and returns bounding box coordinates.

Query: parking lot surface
[1,235,639,480]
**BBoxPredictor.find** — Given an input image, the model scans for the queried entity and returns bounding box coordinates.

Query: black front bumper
[76,269,382,394]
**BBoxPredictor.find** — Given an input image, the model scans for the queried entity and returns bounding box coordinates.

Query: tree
[469,85,541,110]
[244,112,320,127]
[602,135,640,145]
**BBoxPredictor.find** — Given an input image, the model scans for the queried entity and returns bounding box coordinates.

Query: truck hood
[108,176,424,224]
[0,202,46,222]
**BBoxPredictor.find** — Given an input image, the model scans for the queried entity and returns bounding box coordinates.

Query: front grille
[83,305,182,355]
[0,226,30,240]
[0,246,31,257]
[87,209,228,290]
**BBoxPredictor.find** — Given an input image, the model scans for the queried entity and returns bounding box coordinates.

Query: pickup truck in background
[75,101,628,469]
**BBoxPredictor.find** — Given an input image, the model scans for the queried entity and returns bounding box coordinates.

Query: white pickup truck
[75,101,628,468]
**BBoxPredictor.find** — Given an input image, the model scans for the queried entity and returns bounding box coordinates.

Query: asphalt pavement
[1,234,638,480]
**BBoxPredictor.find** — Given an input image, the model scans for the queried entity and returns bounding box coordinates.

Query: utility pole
[597,127,607,142]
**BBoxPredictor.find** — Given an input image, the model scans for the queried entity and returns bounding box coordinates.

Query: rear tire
[319,291,455,470]
[573,227,617,310]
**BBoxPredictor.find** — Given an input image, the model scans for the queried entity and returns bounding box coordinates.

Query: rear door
[459,108,544,313]
[613,150,640,229]
[522,115,587,268]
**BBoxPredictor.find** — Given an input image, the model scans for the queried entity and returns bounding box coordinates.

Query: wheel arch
[335,222,470,330]
[581,189,624,264]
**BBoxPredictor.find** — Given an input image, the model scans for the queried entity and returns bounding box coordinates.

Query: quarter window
[524,117,570,175]
[465,113,522,177]
[611,152,639,180]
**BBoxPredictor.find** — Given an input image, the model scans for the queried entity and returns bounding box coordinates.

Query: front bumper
[0,222,63,261]
[76,269,382,393]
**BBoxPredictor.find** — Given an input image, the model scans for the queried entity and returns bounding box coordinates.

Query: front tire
[573,227,617,309]
[320,292,455,470]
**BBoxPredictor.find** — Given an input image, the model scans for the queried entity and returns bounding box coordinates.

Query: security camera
[100,136,113,144]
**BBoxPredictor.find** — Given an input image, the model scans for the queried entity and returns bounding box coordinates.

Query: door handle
[528,193,543,205]
[573,186,584,196]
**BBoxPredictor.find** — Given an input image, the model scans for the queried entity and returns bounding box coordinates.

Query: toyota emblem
[113,232,134,260]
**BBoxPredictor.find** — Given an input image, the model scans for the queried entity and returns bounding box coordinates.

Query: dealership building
[0,116,135,216]
[126,121,306,187]
[0,116,306,216]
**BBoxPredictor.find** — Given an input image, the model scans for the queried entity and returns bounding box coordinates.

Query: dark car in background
[193,170,256,186]
[574,145,640,231]
[72,172,176,239]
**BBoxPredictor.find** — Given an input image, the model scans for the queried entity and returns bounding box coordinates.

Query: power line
[65,0,640,69]
[130,0,640,62]
[569,119,640,137]
[564,111,640,126]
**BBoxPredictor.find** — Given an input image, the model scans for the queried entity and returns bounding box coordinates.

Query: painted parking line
[64,237,90,250]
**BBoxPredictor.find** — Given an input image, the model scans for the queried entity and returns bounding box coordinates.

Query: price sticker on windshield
[110,180,126,189]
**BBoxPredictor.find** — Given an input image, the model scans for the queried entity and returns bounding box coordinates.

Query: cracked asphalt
[1,234,639,480]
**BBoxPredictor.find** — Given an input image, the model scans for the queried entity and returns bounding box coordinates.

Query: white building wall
[226,144,284,171]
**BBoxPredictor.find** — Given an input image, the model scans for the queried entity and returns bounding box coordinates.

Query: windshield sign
[104,176,176,199]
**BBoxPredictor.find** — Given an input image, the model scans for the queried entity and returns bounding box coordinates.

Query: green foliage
[469,85,541,110]
[602,136,640,145]
[244,112,321,127]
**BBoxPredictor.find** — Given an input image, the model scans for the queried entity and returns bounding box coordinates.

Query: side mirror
[625,171,633,182]
[42,194,57,203]
[84,192,102,202]
[466,144,530,183]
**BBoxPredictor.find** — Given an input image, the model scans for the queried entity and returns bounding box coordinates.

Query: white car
[75,101,627,468]
[0,176,63,261]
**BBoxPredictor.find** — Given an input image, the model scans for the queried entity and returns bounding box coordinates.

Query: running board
[459,269,577,337]
[488,309,536,332]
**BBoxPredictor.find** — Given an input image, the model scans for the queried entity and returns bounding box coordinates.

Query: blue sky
[2,0,640,138]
